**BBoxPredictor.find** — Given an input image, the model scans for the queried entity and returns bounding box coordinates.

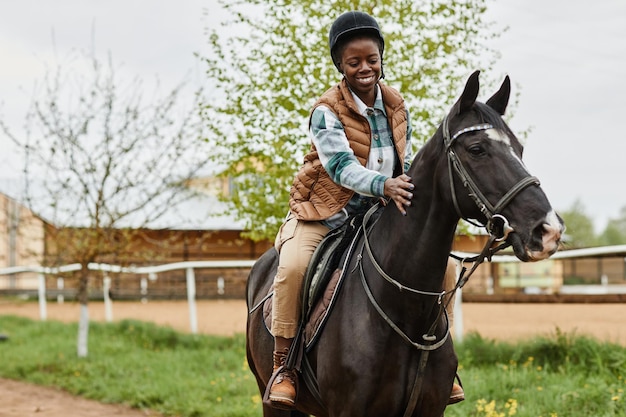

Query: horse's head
[431,70,564,261]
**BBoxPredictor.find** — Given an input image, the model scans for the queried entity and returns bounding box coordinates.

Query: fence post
[140,277,148,303]
[217,276,225,295]
[186,267,198,334]
[57,277,64,304]
[454,288,464,342]
[453,259,463,342]
[103,273,113,322]
[38,273,47,321]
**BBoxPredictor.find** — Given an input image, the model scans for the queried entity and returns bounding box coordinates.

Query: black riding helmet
[329,11,385,76]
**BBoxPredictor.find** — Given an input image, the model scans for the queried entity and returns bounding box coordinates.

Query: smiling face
[337,36,382,107]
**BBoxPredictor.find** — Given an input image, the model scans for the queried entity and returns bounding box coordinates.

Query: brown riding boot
[268,348,297,409]
[449,382,465,404]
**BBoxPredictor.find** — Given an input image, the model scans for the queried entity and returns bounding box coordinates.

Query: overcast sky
[0,0,624,232]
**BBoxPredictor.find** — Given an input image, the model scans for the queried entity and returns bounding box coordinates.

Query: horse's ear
[452,70,480,115]
[486,76,511,115]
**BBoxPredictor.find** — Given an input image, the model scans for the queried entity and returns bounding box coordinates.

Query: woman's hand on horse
[384,174,414,216]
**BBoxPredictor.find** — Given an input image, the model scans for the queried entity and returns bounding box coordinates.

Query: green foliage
[1,316,624,416]
[449,331,626,417]
[599,222,626,246]
[599,206,626,245]
[201,0,502,241]
[560,200,626,248]
[458,329,626,378]
[559,199,599,248]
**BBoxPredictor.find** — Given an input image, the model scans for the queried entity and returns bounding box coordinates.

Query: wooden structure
[0,193,46,289]
[68,230,489,300]
[100,229,272,299]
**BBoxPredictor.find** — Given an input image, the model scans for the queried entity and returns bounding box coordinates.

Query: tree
[0,53,211,357]
[201,0,502,241]
[559,199,598,248]
[598,205,626,245]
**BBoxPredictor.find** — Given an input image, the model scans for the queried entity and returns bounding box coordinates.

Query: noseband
[442,115,540,240]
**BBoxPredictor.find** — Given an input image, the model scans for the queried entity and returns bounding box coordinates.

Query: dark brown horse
[246,71,564,417]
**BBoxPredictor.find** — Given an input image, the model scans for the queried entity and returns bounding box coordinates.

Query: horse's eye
[467,143,486,157]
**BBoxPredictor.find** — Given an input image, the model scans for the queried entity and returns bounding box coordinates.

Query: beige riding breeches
[271,216,330,339]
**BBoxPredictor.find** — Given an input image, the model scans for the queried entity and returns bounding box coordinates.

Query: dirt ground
[0,377,162,417]
[1,299,625,416]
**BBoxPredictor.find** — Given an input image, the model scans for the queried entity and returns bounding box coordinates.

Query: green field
[0,316,624,416]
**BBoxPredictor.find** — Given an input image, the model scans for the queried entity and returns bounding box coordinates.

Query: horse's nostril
[543,223,562,242]
[531,223,544,244]
[529,221,560,251]
[534,222,562,258]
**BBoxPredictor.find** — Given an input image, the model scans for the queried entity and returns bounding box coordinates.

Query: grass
[448,330,626,417]
[0,316,624,416]
[0,316,260,416]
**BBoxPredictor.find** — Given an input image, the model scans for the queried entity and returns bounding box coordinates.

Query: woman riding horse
[267,11,462,409]
[248,7,565,417]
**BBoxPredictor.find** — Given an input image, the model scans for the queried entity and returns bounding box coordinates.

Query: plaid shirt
[310,84,413,228]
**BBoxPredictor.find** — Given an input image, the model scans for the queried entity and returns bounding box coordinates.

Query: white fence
[3,246,626,338]
[0,259,465,341]
[0,260,255,334]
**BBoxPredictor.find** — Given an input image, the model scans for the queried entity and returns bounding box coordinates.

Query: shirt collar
[349,84,386,116]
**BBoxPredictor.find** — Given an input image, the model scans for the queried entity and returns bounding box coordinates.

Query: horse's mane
[474,101,522,152]
[473,102,508,131]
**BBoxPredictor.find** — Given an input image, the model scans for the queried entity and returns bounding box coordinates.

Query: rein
[357,204,451,417]
[357,204,450,350]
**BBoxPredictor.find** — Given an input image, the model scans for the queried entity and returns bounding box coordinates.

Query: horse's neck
[369,149,458,291]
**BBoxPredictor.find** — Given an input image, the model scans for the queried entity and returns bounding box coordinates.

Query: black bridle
[442,114,540,241]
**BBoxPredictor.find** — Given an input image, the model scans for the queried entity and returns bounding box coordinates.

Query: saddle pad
[303,216,361,315]
[262,268,344,349]
[304,268,342,348]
